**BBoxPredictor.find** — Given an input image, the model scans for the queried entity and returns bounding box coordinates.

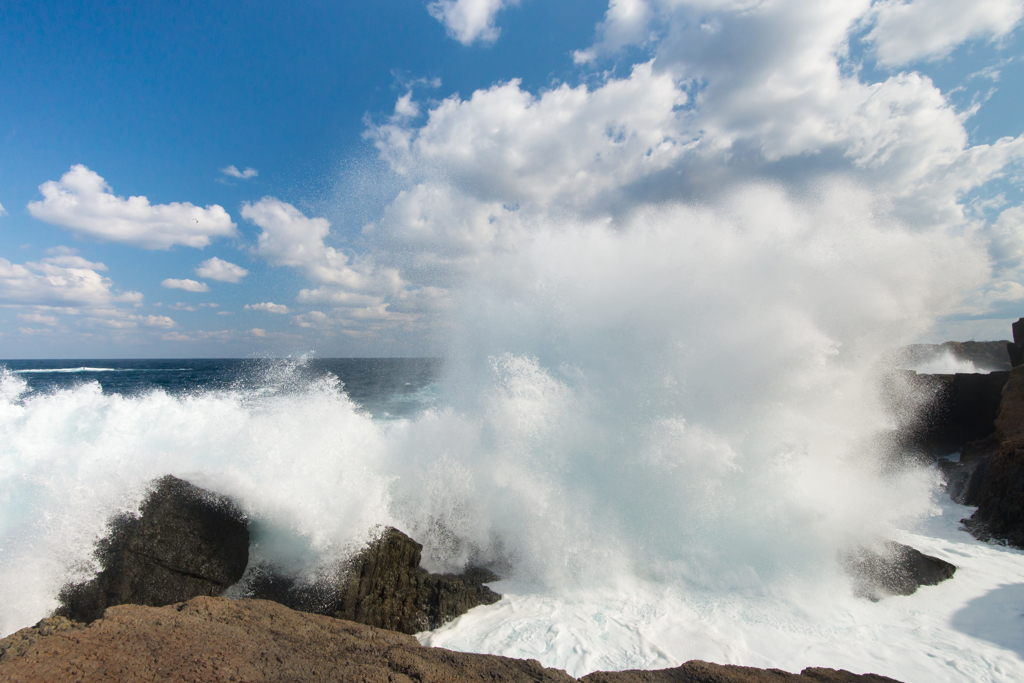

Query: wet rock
[841,542,956,601]
[960,438,1024,547]
[581,661,902,682]
[247,526,501,634]
[56,475,249,623]
[995,364,1024,441]
[0,597,903,683]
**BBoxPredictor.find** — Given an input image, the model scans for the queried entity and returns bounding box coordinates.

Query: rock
[961,438,1024,547]
[247,526,501,634]
[56,475,249,623]
[581,661,902,682]
[0,596,575,683]
[1008,318,1024,367]
[841,542,956,601]
[0,597,904,683]
[0,617,82,663]
[880,370,1009,458]
[995,364,1024,440]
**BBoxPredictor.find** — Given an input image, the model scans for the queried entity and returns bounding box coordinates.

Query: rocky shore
[13,322,1024,682]
[0,596,901,682]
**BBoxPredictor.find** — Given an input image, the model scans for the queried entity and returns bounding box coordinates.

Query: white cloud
[245,302,292,314]
[294,311,330,328]
[161,278,210,292]
[375,1,1024,229]
[360,0,1024,336]
[866,0,1024,67]
[220,165,259,179]
[142,315,176,329]
[195,257,248,283]
[574,0,653,63]
[0,202,6,216]
[394,92,420,118]
[18,313,58,326]
[27,165,237,249]
[426,0,517,45]
[0,256,137,306]
[243,196,403,303]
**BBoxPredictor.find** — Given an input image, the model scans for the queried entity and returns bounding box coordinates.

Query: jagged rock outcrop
[0,597,904,683]
[841,542,956,601]
[56,475,249,623]
[247,526,501,634]
[582,661,902,683]
[960,438,1024,546]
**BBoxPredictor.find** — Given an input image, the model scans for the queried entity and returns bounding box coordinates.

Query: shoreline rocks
[245,526,502,634]
[56,475,250,623]
[0,596,903,683]
[841,542,956,601]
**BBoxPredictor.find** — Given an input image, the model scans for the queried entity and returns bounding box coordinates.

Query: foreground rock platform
[0,597,901,683]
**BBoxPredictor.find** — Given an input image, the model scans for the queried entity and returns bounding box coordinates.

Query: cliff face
[0,597,902,683]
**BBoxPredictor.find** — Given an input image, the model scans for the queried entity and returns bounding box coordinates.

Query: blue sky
[1,0,1023,357]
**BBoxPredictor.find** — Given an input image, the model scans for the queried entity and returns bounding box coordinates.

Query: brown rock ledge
[0,597,901,683]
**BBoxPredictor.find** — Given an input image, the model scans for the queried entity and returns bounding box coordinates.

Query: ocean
[1,356,1023,682]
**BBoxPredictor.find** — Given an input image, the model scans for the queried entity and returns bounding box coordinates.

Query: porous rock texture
[841,542,956,601]
[0,597,903,683]
[247,526,501,634]
[961,437,1024,546]
[57,475,249,623]
[581,662,902,683]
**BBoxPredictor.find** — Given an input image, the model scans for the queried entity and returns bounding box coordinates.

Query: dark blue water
[1,358,444,420]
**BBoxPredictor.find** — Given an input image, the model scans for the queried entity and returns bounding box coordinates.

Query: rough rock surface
[841,542,956,601]
[0,597,903,683]
[581,661,902,683]
[995,364,1024,440]
[248,526,501,634]
[961,438,1024,546]
[57,475,249,623]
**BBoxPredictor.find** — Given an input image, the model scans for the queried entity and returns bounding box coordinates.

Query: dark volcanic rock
[581,661,901,682]
[56,475,249,623]
[995,364,1024,441]
[248,526,501,634]
[841,542,956,601]
[0,597,904,683]
[879,368,1010,466]
[961,438,1024,547]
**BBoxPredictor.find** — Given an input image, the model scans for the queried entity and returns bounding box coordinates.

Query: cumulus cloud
[0,254,139,306]
[18,313,58,326]
[245,302,292,314]
[142,315,177,328]
[866,0,1024,67]
[220,165,259,179]
[361,0,1024,333]
[427,0,518,45]
[195,257,248,283]
[27,165,237,249]
[161,278,210,292]
[243,196,405,303]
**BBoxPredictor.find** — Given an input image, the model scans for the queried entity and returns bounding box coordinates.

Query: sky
[1,0,1023,358]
